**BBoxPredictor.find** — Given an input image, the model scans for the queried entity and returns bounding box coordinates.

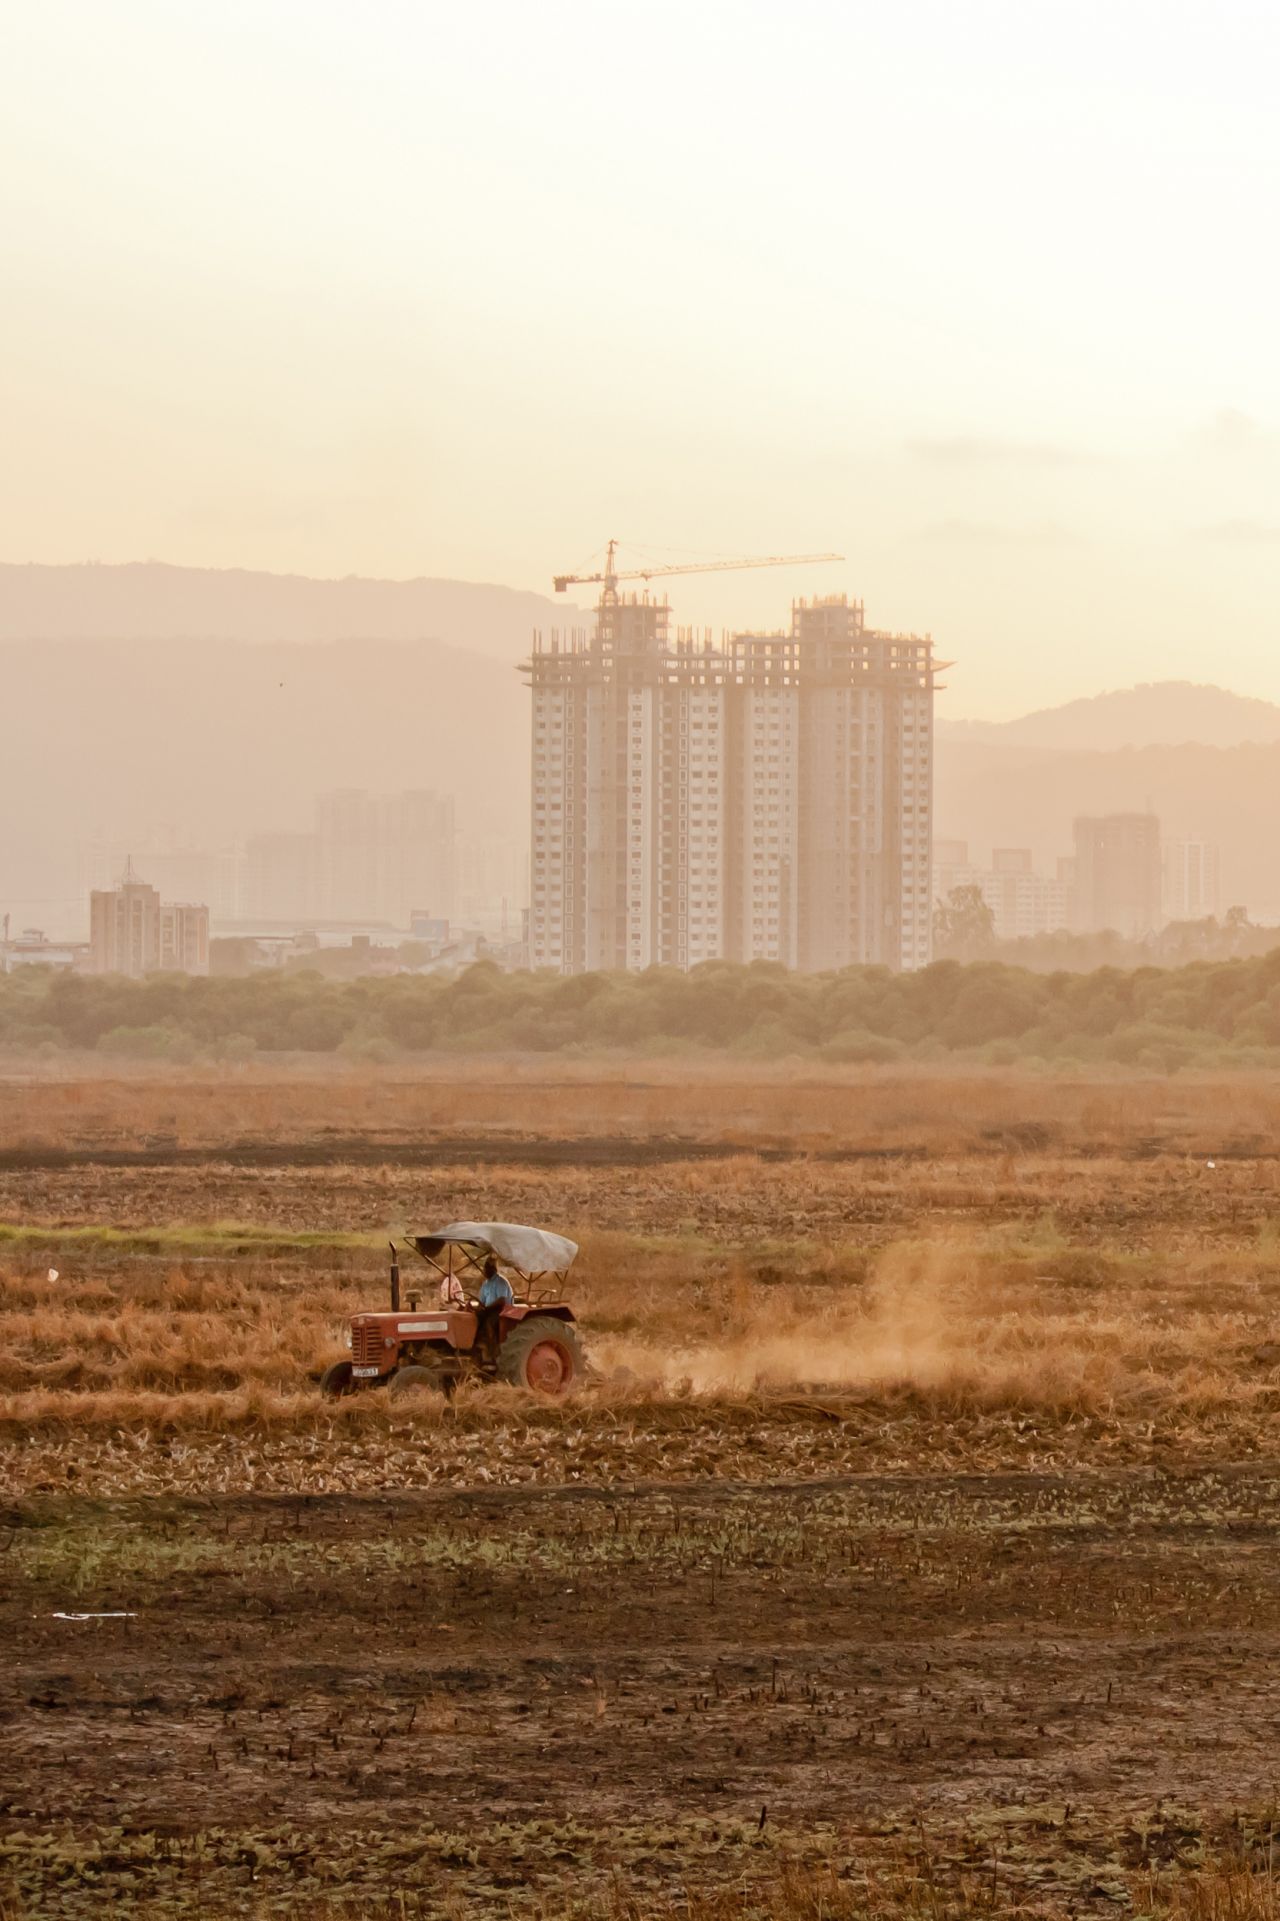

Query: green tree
[932,885,996,963]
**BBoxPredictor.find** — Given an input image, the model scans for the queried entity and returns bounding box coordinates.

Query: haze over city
[4,0,1280,949]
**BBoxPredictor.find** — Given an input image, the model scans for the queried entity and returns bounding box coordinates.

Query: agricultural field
[4,1060,1280,1918]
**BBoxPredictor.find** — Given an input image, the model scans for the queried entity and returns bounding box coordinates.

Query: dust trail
[597,1239,1151,1409]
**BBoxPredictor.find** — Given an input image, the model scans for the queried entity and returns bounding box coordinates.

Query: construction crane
[553,538,843,598]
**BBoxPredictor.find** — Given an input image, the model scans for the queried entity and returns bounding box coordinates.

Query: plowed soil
[7,1469,1280,1916]
[5,1065,1280,1917]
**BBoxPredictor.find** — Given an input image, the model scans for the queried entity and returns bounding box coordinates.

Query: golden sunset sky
[4,0,1279,714]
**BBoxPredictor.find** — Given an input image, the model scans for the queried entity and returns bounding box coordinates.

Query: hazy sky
[4,0,1279,716]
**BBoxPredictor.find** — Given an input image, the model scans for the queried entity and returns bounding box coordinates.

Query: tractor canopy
[410,1221,579,1279]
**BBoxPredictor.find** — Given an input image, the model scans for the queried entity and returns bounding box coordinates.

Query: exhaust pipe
[389,1242,400,1312]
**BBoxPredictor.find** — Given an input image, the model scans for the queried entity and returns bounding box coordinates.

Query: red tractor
[319,1221,585,1400]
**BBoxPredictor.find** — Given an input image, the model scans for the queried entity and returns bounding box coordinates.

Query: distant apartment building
[932,840,986,909]
[931,842,1068,941]
[526,586,937,974]
[244,831,321,922]
[88,862,209,977]
[316,789,381,922]
[456,831,526,933]
[315,788,456,925]
[1163,838,1221,922]
[1071,813,1162,937]
[986,848,1069,942]
[241,792,456,928]
[381,789,457,928]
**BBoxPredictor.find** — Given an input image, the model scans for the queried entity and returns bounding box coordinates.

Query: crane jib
[552,546,844,592]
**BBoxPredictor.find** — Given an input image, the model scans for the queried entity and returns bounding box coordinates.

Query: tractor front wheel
[319,1359,356,1399]
[498,1318,584,1396]
[389,1362,454,1401]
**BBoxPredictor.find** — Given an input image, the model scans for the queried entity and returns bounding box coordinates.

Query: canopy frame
[405,1221,578,1304]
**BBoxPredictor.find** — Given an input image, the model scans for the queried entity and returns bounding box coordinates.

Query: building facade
[1071,813,1162,937]
[526,588,937,974]
[241,792,457,929]
[314,789,456,926]
[984,848,1069,941]
[1163,838,1221,923]
[160,901,210,975]
[89,862,209,977]
[931,842,1068,942]
[0,927,85,973]
[243,831,322,922]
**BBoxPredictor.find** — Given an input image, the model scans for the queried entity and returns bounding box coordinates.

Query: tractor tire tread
[498,1316,584,1395]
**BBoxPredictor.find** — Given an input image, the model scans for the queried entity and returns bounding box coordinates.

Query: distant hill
[0,636,529,929]
[0,561,587,660]
[938,681,1280,751]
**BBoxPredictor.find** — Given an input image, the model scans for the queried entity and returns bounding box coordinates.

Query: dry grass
[4,1060,1280,1489]
[6,1833,1279,1920]
[4,1215,1280,1495]
[598,1860,1280,1921]
[1,1222,1276,1410]
[7,1057,1280,1157]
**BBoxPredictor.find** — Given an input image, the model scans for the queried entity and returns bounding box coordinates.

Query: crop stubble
[4,1064,1280,1917]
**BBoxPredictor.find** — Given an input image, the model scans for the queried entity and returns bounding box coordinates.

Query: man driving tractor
[478,1253,515,1307]
[477,1252,515,1357]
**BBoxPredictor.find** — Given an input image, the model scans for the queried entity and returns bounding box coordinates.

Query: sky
[3,0,1280,717]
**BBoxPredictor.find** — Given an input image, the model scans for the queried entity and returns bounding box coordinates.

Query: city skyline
[72,786,502,938]
[5,649,1266,945]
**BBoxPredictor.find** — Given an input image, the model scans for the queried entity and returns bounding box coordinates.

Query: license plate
[352,1365,380,1378]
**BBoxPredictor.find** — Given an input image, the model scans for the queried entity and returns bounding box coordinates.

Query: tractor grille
[351,1322,383,1368]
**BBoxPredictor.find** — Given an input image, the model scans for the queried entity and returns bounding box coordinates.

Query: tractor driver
[476,1254,514,1361]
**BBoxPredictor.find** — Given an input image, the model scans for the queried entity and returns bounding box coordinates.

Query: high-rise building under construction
[525,572,937,974]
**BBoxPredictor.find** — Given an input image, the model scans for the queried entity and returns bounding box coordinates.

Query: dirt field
[4,1063,1280,1917]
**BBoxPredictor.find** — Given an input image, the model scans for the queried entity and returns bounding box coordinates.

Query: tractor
[319,1221,586,1400]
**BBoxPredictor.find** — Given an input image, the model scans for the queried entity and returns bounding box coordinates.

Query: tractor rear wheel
[319,1359,355,1399]
[498,1318,584,1396]
[389,1362,454,1401]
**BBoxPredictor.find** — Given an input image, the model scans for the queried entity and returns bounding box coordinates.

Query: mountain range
[0,561,586,658]
[937,681,1280,751]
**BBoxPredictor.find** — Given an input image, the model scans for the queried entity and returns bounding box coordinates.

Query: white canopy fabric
[412,1221,579,1274]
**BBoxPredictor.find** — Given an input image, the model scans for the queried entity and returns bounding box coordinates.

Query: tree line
[932,885,1276,972]
[6,948,1280,1069]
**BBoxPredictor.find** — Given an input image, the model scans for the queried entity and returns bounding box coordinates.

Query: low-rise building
[88,861,209,977]
[0,927,85,973]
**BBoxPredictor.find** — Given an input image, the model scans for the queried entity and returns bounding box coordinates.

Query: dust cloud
[599,1239,1149,1410]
